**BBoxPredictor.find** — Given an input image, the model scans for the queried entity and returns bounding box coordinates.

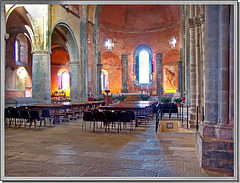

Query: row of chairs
[153,102,179,119]
[153,102,179,132]
[83,110,136,133]
[5,107,54,129]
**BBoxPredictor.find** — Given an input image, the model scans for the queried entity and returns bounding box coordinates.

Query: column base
[199,122,234,140]
[195,131,234,171]
[199,122,216,137]
[214,124,234,140]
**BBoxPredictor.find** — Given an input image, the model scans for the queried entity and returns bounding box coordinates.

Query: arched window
[61,71,69,90]
[139,50,150,84]
[15,33,29,66]
[134,44,153,85]
[101,69,109,90]
[15,39,20,62]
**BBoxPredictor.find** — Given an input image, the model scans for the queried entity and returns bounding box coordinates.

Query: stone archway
[51,21,80,101]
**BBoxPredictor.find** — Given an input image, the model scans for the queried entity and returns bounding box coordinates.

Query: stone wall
[195,132,234,170]
[98,5,181,95]
[5,33,32,99]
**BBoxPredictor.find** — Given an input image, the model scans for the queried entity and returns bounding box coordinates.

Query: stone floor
[3,117,234,181]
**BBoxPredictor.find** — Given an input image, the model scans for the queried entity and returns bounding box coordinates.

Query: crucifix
[169,36,177,49]
[105,39,114,51]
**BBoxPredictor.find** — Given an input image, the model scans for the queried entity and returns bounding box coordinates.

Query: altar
[121,93,150,101]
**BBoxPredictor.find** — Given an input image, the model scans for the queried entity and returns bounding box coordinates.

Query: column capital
[188,18,195,29]
[32,50,51,55]
[194,16,202,27]
[121,54,128,58]
[200,14,205,24]
[69,60,80,65]
[156,53,162,58]
[4,33,9,40]
[80,17,87,24]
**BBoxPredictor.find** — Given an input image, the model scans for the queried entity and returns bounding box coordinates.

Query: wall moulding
[31,50,51,55]
[69,60,80,65]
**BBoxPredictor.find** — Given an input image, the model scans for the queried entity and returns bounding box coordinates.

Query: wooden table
[25,103,64,123]
[99,103,153,127]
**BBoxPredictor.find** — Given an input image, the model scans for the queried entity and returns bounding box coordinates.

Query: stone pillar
[121,54,128,93]
[3,33,10,103]
[93,24,99,98]
[229,5,234,126]
[177,60,183,93]
[96,52,102,98]
[200,6,205,108]
[215,5,233,140]
[188,5,197,126]
[200,5,219,136]
[32,51,51,103]
[156,53,163,97]
[195,6,233,171]
[79,5,88,101]
[218,5,230,125]
[184,5,191,105]
[180,48,184,95]
[70,60,81,102]
[194,6,202,108]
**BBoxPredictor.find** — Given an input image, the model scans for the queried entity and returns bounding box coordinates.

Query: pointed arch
[51,21,79,62]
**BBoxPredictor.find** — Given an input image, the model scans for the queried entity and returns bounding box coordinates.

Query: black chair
[41,108,55,127]
[94,111,106,130]
[30,109,43,128]
[19,108,31,127]
[119,111,133,132]
[5,108,12,127]
[82,111,95,131]
[160,103,171,119]
[9,108,21,127]
[126,110,136,129]
[104,111,118,132]
[169,103,178,119]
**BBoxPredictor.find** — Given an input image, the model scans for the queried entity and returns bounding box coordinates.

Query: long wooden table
[25,101,105,123]
[98,101,157,126]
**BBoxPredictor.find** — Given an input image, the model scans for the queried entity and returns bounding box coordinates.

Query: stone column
[93,24,99,98]
[121,54,128,93]
[3,33,10,102]
[79,5,88,101]
[194,6,202,108]
[184,5,191,105]
[200,5,219,137]
[156,53,163,97]
[96,52,102,98]
[70,60,81,102]
[229,5,234,126]
[188,5,197,126]
[177,60,183,93]
[200,6,205,108]
[218,5,230,125]
[180,48,184,95]
[32,51,51,103]
[215,5,232,140]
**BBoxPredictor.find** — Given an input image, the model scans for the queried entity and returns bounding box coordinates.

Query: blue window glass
[139,50,150,84]
[15,39,20,62]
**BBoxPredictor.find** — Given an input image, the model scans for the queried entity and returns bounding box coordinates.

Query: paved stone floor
[3,117,234,181]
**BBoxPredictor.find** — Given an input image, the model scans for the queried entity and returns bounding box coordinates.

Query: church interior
[2,2,237,181]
